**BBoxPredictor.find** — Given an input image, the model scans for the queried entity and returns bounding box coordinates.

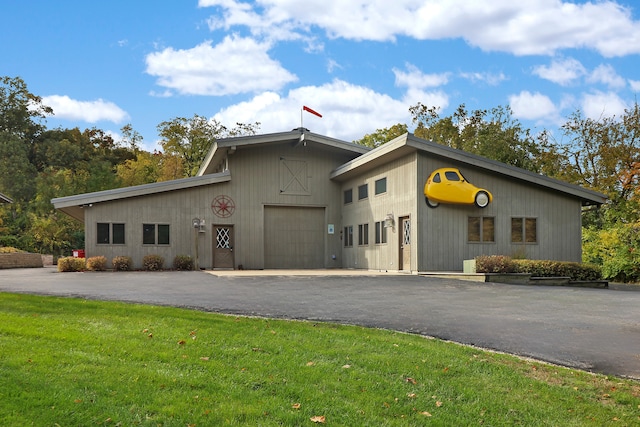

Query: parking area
[1,267,639,379]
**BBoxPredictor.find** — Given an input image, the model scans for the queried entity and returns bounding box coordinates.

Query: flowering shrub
[57,256,86,272]
[112,256,133,271]
[86,256,107,271]
[173,255,194,271]
[143,254,164,271]
[475,255,518,274]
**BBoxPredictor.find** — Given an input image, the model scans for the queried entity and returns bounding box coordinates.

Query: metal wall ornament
[211,195,236,218]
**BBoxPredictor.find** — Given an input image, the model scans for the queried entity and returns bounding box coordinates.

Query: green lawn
[0,292,638,426]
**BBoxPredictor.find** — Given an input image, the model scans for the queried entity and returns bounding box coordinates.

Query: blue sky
[3,1,640,151]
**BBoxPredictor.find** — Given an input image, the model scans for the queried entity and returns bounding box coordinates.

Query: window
[374,177,387,195]
[358,184,368,200]
[344,225,353,247]
[344,188,353,204]
[511,217,537,243]
[97,223,125,245]
[358,223,369,246]
[445,171,460,181]
[374,221,388,244]
[468,216,495,243]
[143,224,170,245]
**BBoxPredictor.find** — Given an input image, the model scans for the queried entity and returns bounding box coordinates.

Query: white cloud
[213,79,412,141]
[199,0,640,57]
[393,63,450,89]
[587,64,627,89]
[532,58,586,86]
[145,36,297,96]
[41,95,129,123]
[581,91,628,120]
[459,71,507,86]
[630,80,640,92]
[509,91,559,122]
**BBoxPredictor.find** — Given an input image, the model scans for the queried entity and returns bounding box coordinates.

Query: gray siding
[416,153,583,271]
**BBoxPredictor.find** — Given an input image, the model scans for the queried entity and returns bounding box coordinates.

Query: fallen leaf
[310,415,326,423]
[436,401,443,407]
[407,393,417,398]
[292,403,301,409]
[405,377,417,384]
[306,361,315,366]
[142,328,149,333]
[442,367,449,373]
[200,356,210,361]
[147,333,153,338]
[420,411,432,417]
[178,340,186,345]
[342,364,351,369]
[189,330,197,336]
[74,399,82,404]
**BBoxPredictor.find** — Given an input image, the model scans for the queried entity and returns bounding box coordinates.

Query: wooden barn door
[213,225,234,269]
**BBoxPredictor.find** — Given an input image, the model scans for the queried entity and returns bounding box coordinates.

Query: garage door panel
[264,206,325,268]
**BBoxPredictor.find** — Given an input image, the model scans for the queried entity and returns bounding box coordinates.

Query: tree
[0,76,51,140]
[157,115,259,177]
[353,124,408,148]
[409,103,547,172]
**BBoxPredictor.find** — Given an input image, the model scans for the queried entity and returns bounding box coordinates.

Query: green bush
[475,255,602,281]
[57,256,86,272]
[86,256,107,271]
[143,254,164,271]
[173,255,194,271]
[475,255,518,273]
[112,256,133,271]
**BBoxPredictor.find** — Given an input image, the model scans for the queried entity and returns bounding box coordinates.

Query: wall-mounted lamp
[384,213,395,228]
[192,217,206,233]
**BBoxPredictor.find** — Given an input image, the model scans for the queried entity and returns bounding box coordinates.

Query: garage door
[264,206,325,269]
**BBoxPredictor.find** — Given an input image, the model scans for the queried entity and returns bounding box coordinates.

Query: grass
[0,293,639,426]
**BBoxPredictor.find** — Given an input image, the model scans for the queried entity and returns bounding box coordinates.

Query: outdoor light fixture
[192,217,201,228]
[384,213,395,228]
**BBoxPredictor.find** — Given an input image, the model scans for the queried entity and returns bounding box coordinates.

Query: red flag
[303,106,322,118]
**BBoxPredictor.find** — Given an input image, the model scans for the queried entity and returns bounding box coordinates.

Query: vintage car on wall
[424,167,493,208]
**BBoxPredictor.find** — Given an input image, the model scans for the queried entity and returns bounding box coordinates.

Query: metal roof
[52,171,231,221]
[330,133,607,206]
[0,192,13,204]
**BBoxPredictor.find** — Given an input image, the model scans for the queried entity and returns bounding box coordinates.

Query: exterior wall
[84,141,354,270]
[416,153,583,271]
[340,153,418,271]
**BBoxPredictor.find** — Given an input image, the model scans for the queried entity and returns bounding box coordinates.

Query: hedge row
[475,255,602,281]
[57,254,194,272]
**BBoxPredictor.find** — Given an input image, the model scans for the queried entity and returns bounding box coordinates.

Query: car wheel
[474,191,490,208]
[425,197,439,208]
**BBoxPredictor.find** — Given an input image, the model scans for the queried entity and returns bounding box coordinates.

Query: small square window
[511,217,537,244]
[358,184,368,200]
[374,178,387,195]
[468,216,494,243]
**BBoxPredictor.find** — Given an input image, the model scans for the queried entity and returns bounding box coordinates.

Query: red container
[72,249,85,258]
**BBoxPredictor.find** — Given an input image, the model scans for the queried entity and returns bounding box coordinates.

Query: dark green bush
[475,256,602,281]
[112,256,133,271]
[173,255,194,271]
[143,254,164,271]
[57,256,86,272]
[86,256,107,271]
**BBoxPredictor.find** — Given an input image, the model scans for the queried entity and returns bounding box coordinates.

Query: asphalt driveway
[1,267,639,379]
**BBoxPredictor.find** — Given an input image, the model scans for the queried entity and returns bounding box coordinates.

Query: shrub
[143,254,164,271]
[475,255,518,274]
[86,256,107,271]
[0,247,22,254]
[173,255,194,271]
[515,259,602,281]
[112,256,133,271]
[57,256,86,272]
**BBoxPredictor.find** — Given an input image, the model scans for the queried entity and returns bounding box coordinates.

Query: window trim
[374,177,387,195]
[143,223,171,246]
[358,183,368,200]
[468,216,495,243]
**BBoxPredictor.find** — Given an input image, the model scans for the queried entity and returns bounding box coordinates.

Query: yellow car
[424,168,493,208]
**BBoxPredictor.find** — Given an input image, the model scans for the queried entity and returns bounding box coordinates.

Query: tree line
[1,76,639,281]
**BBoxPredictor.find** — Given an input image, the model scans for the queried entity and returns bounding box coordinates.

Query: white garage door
[264,206,325,269]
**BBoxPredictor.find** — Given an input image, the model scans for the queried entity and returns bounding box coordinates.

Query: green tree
[409,103,547,172]
[354,124,408,148]
[157,115,259,177]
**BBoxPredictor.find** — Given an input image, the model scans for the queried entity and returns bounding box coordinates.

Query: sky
[3,0,640,152]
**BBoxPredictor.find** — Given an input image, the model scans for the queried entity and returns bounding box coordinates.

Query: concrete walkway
[1,267,639,379]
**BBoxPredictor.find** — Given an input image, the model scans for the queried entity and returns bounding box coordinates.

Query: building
[0,192,13,204]
[52,129,606,272]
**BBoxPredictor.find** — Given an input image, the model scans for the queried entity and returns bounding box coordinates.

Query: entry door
[400,217,411,271]
[213,225,234,269]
